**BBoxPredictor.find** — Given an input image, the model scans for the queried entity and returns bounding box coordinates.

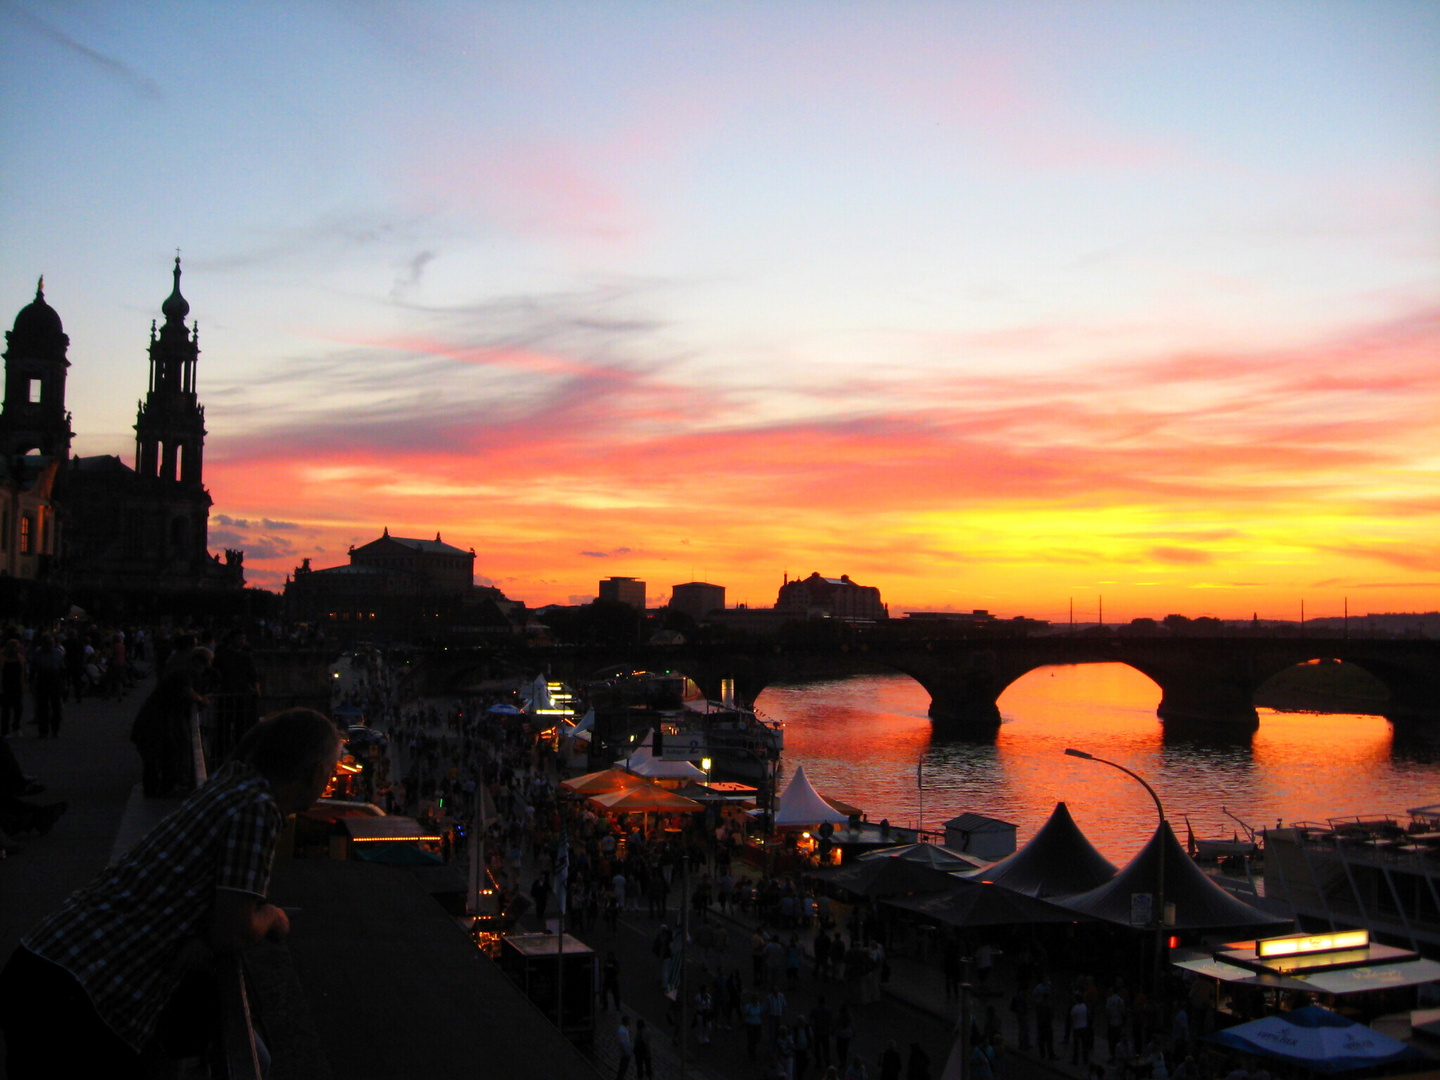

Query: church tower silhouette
[0,277,74,460]
[135,256,208,488]
[52,257,242,601]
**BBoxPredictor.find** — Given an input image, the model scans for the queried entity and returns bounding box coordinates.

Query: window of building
[28,378,41,404]
[19,516,32,555]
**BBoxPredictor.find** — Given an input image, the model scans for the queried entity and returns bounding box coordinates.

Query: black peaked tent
[884,878,1084,929]
[809,857,960,900]
[972,801,1118,899]
[1059,820,1290,933]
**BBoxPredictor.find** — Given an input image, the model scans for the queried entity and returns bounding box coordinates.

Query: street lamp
[1064,747,1169,990]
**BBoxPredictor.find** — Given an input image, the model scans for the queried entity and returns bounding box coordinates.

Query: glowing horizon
[2,3,1436,621]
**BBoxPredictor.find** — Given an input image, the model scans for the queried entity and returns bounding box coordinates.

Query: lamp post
[1064,748,1168,992]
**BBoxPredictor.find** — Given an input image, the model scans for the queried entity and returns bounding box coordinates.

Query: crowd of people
[0,636,1371,1080]
[359,659,1284,1080]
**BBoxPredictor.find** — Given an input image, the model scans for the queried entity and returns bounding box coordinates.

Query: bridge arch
[1253,657,1390,716]
[995,661,1163,719]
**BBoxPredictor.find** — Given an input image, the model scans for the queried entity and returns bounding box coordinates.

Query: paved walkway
[0,679,166,1070]
[1,682,155,957]
[557,881,1092,1080]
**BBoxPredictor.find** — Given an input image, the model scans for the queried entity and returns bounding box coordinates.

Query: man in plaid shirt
[0,707,343,1078]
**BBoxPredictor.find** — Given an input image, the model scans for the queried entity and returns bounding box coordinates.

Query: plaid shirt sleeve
[217,788,281,898]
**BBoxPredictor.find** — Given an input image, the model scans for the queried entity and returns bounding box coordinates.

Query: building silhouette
[0,279,68,582]
[776,572,887,622]
[669,581,724,620]
[0,261,243,613]
[284,528,522,641]
[598,575,646,610]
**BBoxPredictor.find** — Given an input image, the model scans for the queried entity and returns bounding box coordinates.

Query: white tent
[523,674,555,711]
[774,764,850,828]
[617,730,707,781]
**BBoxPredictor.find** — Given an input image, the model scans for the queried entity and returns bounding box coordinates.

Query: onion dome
[12,277,64,337]
[161,255,190,324]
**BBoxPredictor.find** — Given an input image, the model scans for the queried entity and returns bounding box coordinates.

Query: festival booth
[558,708,594,770]
[586,781,705,847]
[588,784,705,815]
[770,768,930,862]
[858,843,986,872]
[672,781,758,804]
[561,766,650,797]
[745,764,850,870]
[1059,820,1290,934]
[1056,820,1292,1001]
[966,801,1118,898]
[1174,928,1440,1029]
[615,730,707,786]
[885,876,1082,928]
[809,856,960,900]
[339,815,445,861]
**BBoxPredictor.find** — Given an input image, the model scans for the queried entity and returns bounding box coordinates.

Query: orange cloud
[205,300,1440,618]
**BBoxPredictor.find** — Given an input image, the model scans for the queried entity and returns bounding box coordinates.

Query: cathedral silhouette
[0,258,243,616]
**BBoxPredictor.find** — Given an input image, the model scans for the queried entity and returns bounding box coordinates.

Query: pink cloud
[1149,547,1213,566]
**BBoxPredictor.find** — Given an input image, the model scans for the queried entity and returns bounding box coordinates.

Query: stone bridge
[419,635,1440,733]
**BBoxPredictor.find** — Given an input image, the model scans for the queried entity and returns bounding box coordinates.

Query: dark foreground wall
[265,861,601,1080]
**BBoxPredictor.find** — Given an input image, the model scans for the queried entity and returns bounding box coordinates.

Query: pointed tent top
[35,275,44,300]
[382,526,389,537]
[436,531,442,542]
[1059,819,1289,932]
[162,254,189,324]
[970,801,1117,898]
[774,764,850,828]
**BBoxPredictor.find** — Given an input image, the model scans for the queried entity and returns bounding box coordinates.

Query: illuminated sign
[1257,930,1369,959]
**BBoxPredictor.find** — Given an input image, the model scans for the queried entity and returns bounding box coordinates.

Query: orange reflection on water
[761,664,1434,866]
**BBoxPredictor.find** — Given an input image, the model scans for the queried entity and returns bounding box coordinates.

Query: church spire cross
[162,252,189,324]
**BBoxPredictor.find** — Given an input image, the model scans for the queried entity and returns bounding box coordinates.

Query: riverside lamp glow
[1064,747,1169,990]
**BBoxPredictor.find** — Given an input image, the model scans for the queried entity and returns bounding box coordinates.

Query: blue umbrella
[1207,1005,1425,1073]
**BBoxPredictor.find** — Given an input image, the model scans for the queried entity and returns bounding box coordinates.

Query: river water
[755,665,1440,864]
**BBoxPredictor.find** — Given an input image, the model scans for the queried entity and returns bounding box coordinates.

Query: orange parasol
[561,767,651,796]
[588,783,706,814]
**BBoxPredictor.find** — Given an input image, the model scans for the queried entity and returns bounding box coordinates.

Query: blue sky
[2,1,1437,616]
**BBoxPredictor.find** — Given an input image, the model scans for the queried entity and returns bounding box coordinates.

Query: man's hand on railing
[209,894,291,952]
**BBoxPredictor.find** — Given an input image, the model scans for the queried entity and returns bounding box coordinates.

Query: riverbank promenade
[521,857,1092,1080]
[2,686,1097,1080]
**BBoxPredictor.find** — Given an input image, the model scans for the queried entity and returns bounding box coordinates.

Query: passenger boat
[1263,804,1440,952]
[664,698,784,785]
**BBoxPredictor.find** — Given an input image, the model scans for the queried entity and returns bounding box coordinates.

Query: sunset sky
[2,2,1437,621]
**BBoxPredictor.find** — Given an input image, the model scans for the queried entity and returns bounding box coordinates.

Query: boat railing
[1289,821,1440,870]
[1326,814,1402,835]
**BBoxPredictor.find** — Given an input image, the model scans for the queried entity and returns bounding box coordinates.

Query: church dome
[161,256,189,323]
[12,278,64,338]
